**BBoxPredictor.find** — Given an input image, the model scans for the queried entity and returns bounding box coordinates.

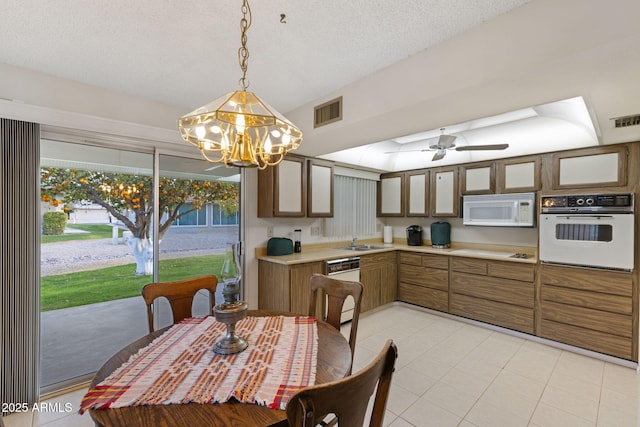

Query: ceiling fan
[396,128,509,161]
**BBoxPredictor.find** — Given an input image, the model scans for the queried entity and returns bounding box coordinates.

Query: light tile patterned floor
[5,303,640,426]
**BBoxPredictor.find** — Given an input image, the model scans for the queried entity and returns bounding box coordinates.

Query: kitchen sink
[336,244,388,251]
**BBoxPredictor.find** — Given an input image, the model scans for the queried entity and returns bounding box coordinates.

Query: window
[324,175,378,237]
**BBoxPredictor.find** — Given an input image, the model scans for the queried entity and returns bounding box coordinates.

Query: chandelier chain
[238,0,252,90]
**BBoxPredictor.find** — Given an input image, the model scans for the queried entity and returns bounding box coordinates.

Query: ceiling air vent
[314,96,342,128]
[613,114,640,128]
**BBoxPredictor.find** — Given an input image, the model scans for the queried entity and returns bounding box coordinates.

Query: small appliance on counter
[294,229,302,253]
[430,222,451,248]
[267,237,293,256]
[406,225,423,246]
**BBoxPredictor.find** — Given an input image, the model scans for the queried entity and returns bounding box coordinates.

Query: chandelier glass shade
[178,90,303,169]
[178,0,303,169]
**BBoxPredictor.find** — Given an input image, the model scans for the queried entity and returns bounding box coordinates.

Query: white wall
[382,216,538,250]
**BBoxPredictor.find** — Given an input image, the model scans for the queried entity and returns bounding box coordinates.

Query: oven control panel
[541,193,634,213]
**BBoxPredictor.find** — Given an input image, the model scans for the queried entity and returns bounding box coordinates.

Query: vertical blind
[1,119,40,412]
[324,175,377,238]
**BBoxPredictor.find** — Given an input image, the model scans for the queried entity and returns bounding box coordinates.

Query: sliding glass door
[153,154,240,330]
[39,141,240,392]
[39,139,154,390]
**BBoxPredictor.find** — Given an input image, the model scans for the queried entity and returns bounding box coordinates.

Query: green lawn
[41,255,225,311]
[41,223,125,243]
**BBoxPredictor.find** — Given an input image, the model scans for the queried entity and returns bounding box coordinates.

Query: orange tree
[41,168,238,275]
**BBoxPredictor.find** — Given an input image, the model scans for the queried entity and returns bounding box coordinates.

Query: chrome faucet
[350,237,358,247]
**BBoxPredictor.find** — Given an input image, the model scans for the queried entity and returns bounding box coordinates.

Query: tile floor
[5,303,640,426]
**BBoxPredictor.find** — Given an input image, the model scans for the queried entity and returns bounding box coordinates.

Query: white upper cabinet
[257,155,307,217]
[307,159,334,217]
[461,162,494,194]
[377,173,405,217]
[552,145,627,189]
[431,167,459,217]
[497,156,540,193]
[406,170,429,216]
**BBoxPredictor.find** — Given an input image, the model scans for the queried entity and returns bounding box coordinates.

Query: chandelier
[178,0,303,169]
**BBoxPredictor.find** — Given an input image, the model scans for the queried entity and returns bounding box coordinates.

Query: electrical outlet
[267,226,274,238]
[310,226,320,236]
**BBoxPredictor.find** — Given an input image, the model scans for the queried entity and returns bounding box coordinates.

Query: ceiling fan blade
[437,134,457,149]
[383,149,430,154]
[455,143,509,151]
[432,149,446,161]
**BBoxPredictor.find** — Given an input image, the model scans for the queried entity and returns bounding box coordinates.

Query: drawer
[489,261,535,282]
[398,264,448,291]
[450,293,534,334]
[360,251,396,267]
[541,301,632,337]
[451,257,487,275]
[540,264,632,296]
[450,272,534,308]
[541,284,632,315]
[398,252,422,266]
[398,283,448,312]
[540,319,632,360]
[421,253,449,270]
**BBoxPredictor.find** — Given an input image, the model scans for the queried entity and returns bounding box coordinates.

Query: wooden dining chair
[286,339,398,427]
[308,273,363,371]
[141,275,218,332]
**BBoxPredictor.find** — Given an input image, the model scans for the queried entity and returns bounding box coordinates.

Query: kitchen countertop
[256,241,537,265]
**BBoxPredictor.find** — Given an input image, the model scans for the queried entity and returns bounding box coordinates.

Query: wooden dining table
[87,310,351,427]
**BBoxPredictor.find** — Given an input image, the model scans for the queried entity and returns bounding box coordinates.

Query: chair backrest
[286,339,398,427]
[308,273,363,368]
[141,275,218,332]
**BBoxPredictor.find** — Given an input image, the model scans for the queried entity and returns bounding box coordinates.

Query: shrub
[42,211,67,235]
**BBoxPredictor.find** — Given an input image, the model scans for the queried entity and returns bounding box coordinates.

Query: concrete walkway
[40,225,238,388]
[40,293,216,387]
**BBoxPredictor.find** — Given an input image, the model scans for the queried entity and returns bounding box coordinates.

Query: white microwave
[462,192,536,227]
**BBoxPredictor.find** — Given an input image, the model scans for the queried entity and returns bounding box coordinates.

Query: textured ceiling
[3,0,639,173]
[0,0,530,113]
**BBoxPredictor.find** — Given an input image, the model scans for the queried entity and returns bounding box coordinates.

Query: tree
[41,168,239,275]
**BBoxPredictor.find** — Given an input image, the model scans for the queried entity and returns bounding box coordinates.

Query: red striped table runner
[79,315,318,413]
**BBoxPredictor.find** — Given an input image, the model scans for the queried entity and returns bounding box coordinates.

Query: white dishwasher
[325,257,360,323]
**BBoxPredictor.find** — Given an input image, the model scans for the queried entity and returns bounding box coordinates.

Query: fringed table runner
[80,315,318,413]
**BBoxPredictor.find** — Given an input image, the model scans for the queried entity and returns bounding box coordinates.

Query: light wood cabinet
[398,252,449,312]
[377,172,405,217]
[460,162,495,195]
[497,156,540,193]
[405,170,429,216]
[430,167,459,217]
[360,252,397,312]
[450,258,535,334]
[552,145,627,189]
[258,155,307,217]
[539,264,635,360]
[258,260,324,314]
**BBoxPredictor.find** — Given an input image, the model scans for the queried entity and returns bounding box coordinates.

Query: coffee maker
[406,225,423,246]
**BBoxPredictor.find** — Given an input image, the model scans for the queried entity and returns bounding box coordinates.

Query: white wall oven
[539,193,634,271]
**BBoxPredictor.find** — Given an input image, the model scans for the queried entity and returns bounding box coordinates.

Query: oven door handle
[557,215,615,220]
